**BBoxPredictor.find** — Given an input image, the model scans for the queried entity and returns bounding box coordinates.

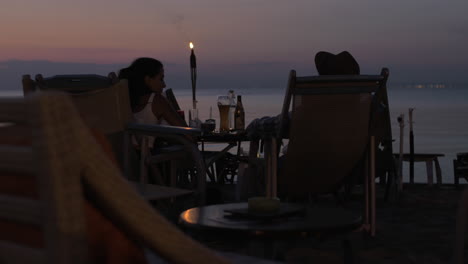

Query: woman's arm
[151,93,188,127]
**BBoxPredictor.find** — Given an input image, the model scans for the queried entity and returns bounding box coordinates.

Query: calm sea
[2,86,468,184]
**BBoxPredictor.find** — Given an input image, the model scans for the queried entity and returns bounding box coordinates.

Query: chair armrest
[126,123,201,137]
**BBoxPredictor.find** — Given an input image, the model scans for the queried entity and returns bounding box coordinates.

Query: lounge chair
[0,92,229,263]
[274,68,390,236]
[21,74,206,203]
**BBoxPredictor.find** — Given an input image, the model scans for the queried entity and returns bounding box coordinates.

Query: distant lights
[413,83,446,89]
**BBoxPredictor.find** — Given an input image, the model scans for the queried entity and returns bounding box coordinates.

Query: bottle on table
[234,95,245,130]
[228,90,236,130]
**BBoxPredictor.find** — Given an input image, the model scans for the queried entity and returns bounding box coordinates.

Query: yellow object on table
[248,197,280,213]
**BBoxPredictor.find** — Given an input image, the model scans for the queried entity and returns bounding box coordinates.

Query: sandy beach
[178,183,466,263]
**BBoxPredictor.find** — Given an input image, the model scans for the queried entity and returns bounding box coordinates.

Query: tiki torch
[189,42,197,109]
[409,108,415,184]
[397,114,405,192]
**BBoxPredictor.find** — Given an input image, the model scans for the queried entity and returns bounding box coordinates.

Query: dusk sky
[1,0,467,90]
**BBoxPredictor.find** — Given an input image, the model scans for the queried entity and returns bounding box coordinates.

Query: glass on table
[201,106,216,132]
[217,95,230,132]
[189,108,201,128]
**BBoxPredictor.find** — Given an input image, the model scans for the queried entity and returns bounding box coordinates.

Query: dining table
[197,130,250,184]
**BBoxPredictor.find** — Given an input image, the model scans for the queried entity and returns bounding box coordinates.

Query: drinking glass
[217,95,230,132]
[189,108,201,128]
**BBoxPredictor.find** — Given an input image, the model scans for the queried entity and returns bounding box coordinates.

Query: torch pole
[397,114,405,192]
[190,49,197,110]
[409,108,415,184]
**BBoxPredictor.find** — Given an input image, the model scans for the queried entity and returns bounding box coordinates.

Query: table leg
[264,137,278,198]
[434,157,442,186]
[370,136,376,237]
[236,162,248,201]
[271,139,277,198]
[201,140,217,183]
[425,160,434,186]
[190,144,206,205]
[264,139,272,198]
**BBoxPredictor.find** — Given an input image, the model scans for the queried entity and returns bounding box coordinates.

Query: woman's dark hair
[118,57,163,112]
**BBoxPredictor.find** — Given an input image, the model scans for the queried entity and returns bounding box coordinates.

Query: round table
[180,203,361,260]
[179,203,361,236]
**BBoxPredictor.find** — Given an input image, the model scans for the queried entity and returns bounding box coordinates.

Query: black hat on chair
[315,51,360,75]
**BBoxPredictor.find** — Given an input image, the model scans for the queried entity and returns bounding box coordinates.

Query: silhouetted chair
[21,74,206,203]
[454,153,468,185]
[371,74,396,199]
[454,186,468,264]
[0,92,228,263]
[274,69,390,236]
[165,88,181,111]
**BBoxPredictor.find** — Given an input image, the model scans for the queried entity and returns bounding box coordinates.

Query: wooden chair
[22,74,206,203]
[0,92,227,263]
[0,95,89,263]
[274,69,390,237]
[165,88,181,111]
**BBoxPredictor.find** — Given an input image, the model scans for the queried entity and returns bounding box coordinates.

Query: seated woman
[119,58,189,184]
[119,57,187,131]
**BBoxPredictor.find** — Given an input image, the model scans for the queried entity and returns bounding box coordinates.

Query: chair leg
[139,137,149,193]
[123,131,131,178]
[342,239,354,264]
[148,164,166,185]
[434,158,442,186]
[190,144,207,205]
[426,160,434,186]
[384,171,392,202]
[454,160,459,186]
[363,151,370,233]
[370,136,376,237]
[386,157,398,201]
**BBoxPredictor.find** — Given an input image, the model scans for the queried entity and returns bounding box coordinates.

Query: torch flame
[189,42,194,49]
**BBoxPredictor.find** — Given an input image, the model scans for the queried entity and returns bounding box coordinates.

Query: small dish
[202,119,216,132]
